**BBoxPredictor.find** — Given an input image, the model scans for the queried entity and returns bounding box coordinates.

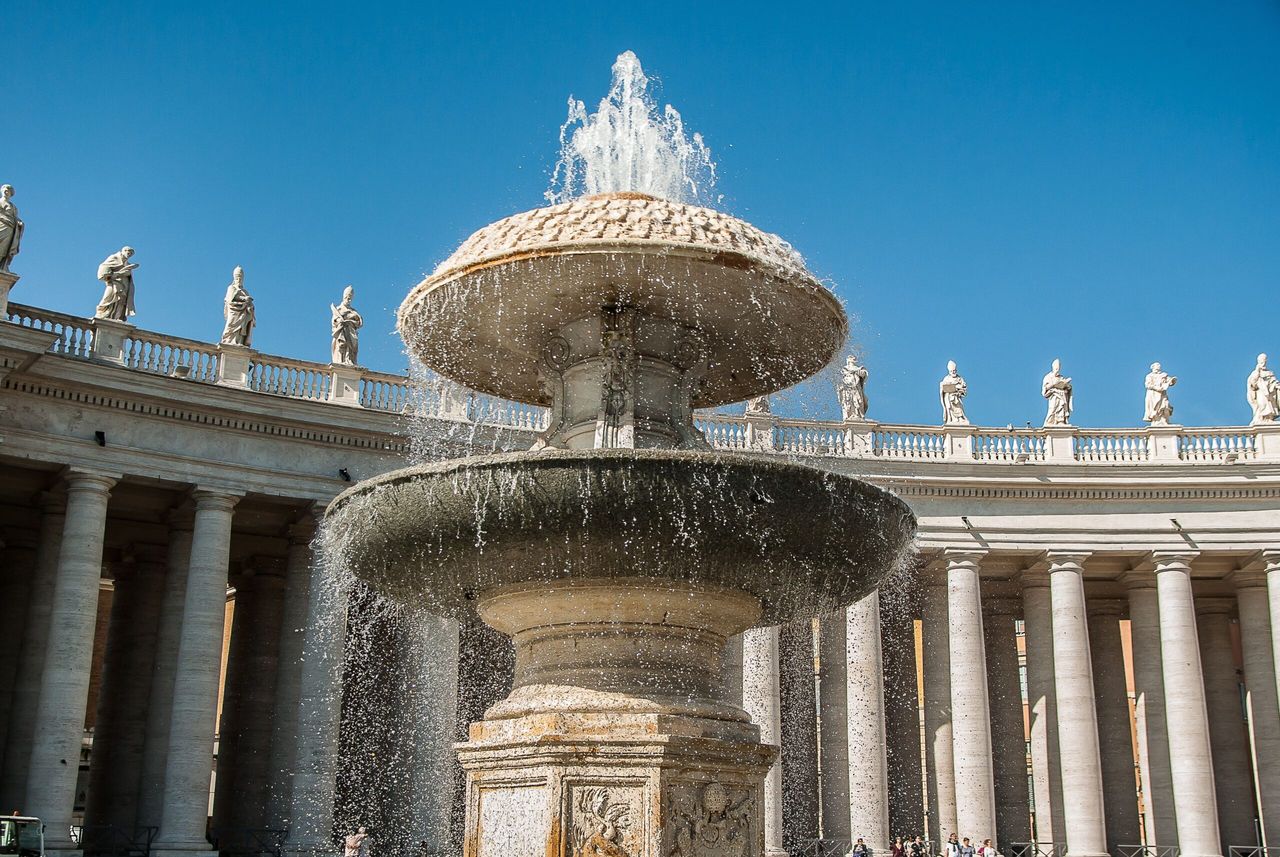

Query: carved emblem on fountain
[665,782,756,857]
[574,788,637,857]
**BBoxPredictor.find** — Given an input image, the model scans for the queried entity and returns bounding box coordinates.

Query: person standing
[891,836,905,857]
[944,832,960,857]
[959,838,976,857]
[343,827,369,857]
[852,838,872,857]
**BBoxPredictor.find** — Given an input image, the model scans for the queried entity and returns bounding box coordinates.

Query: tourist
[979,839,996,857]
[960,837,976,857]
[892,836,905,857]
[852,838,871,857]
[944,833,960,857]
[343,827,369,857]
[910,836,927,857]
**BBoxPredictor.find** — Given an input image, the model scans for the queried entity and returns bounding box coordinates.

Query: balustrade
[3,302,1276,464]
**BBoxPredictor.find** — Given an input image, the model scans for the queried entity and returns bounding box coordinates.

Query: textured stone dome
[398,193,847,408]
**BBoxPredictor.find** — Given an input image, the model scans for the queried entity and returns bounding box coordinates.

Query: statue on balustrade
[94,246,138,321]
[744,394,771,416]
[1041,359,1073,426]
[1247,353,1280,424]
[837,355,869,420]
[219,266,256,347]
[331,285,363,365]
[939,360,969,424]
[1143,362,1177,425]
[0,184,23,273]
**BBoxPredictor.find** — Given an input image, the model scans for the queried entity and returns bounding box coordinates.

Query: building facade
[0,299,1277,857]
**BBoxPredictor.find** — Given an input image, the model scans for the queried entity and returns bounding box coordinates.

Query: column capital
[942,547,988,569]
[1238,548,1280,575]
[1086,597,1126,619]
[190,487,243,513]
[1193,596,1235,617]
[1120,569,1157,591]
[1029,550,1092,574]
[1226,565,1268,590]
[288,503,323,544]
[62,467,119,494]
[1140,550,1199,574]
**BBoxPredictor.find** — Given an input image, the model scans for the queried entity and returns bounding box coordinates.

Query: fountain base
[456,578,772,857]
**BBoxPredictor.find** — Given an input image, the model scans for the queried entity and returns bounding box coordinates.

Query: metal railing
[1008,843,1064,857]
[1115,846,1178,857]
[1228,847,1271,857]
[71,824,158,857]
[209,828,287,857]
[793,840,855,857]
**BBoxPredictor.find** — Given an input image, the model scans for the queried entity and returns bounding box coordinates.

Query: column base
[151,841,216,857]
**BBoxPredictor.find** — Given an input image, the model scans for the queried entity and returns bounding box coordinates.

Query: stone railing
[5,302,1278,463]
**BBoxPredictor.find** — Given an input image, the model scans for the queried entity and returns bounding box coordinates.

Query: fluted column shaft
[985,597,1031,846]
[0,537,38,765]
[0,499,65,809]
[1087,599,1141,852]
[744,625,787,856]
[922,573,957,844]
[1124,575,1178,847]
[1022,571,1065,847]
[818,612,851,841]
[284,536,351,855]
[881,592,924,839]
[136,520,194,829]
[266,516,319,831]
[84,552,166,834]
[847,592,890,850]
[1154,552,1222,857]
[1046,552,1107,857]
[25,471,117,852]
[156,490,240,856]
[1234,565,1280,845]
[947,551,996,845]
[1196,598,1256,850]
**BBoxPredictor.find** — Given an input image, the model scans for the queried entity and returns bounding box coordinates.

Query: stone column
[946,550,997,845]
[25,470,117,854]
[155,489,240,857]
[1263,550,1280,717]
[1087,599,1141,852]
[881,590,924,840]
[0,534,38,763]
[1022,568,1065,847]
[136,516,195,830]
[0,497,63,810]
[266,513,319,831]
[1196,598,1256,850]
[818,612,851,842]
[1123,572,1177,847]
[723,633,745,706]
[83,549,166,834]
[1045,552,1107,857]
[283,534,350,857]
[780,619,820,849]
[984,596,1031,847]
[744,625,787,857]
[1233,563,1280,845]
[1152,551,1222,857]
[847,592,890,850]
[922,567,957,845]
[214,565,288,833]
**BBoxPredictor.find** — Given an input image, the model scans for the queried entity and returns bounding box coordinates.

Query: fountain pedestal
[458,579,772,857]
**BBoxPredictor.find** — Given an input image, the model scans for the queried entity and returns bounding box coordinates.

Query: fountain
[324,54,915,857]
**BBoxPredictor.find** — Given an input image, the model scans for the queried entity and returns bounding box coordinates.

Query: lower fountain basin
[324,448,915,626]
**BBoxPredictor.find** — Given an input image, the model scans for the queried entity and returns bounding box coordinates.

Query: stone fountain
[325,188,916,857]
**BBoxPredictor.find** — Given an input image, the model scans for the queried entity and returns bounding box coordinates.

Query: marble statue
[745,394,771,416]
[1041,359,1073,426]
[1247,353,1280,424]
[837,355,869,420]
[0,185,23,273]
[1143,362,1177,425]
[219,266,255,347]
[95,247,138,321]
[939,360,969,424]
[331,285,363,365]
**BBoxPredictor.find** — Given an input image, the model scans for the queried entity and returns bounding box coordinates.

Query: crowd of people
[846,832,998,857]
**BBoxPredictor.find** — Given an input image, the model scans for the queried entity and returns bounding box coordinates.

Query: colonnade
[743,548,1280,857]
[0,472,347,857]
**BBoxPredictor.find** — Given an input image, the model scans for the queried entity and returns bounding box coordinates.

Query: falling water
[547,51,719,206]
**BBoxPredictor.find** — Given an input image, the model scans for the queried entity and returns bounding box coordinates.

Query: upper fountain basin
[324,448,916,626]
[399,193,847,408]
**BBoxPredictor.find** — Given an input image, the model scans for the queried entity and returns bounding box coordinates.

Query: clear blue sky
[7,2,1278,427]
